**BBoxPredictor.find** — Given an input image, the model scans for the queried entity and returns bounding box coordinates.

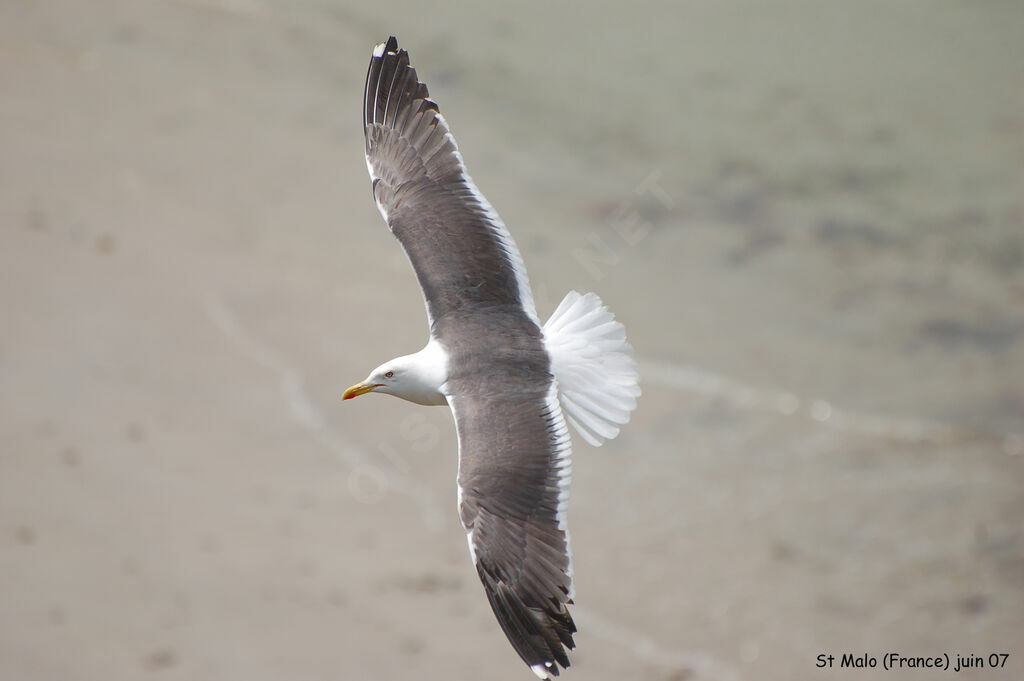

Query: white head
[342,340,449,406]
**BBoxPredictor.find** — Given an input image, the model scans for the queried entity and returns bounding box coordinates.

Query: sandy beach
[2,1,1023,679]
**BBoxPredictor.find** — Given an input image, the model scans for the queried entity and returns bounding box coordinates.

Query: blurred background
[2,1,1022,679]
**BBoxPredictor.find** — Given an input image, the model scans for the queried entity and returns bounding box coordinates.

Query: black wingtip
[476,562,576,678]
[373,36,400,58]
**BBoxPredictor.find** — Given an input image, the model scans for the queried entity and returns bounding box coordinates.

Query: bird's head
[342,361,403,400]
[342,345,448,406]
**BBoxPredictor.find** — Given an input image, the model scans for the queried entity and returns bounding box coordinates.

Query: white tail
[542,291,640,446]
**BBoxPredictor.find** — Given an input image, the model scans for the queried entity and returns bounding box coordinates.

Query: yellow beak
[342,381,381,400]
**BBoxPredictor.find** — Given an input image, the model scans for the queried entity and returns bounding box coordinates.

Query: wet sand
[2,1,1022,679]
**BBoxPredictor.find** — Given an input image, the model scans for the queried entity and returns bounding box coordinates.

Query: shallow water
[2,1,1022,679]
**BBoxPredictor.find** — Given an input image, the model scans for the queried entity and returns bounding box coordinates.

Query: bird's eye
[384,371,394,378]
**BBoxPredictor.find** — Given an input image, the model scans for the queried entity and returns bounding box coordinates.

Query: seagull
[343,37,640,679]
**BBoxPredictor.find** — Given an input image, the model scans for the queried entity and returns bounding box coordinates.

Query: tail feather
[543,291,640,447]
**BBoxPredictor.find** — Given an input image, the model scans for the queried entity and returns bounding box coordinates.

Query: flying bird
[343,36,640,679]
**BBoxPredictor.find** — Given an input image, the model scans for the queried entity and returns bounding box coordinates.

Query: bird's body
[343,37,639,679]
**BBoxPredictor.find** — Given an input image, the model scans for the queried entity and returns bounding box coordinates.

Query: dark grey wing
[450,381,576,679]
[362,37,539,329]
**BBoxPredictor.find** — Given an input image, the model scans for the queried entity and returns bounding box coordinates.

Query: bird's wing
[450,382,576,679]
[363,36,539,330]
